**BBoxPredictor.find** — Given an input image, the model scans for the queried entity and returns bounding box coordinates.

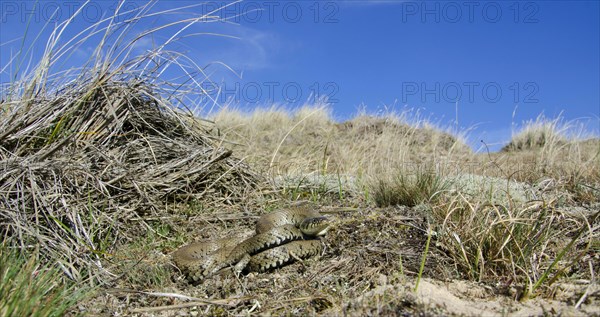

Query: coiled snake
[173,206,329,282]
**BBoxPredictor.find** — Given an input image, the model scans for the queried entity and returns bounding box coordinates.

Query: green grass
[371,165,451,207]
[0,246,91,317]
[429,190,589,296]
[414,225,433,292]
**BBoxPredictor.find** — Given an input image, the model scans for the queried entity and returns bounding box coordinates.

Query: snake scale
[173,205,329,282]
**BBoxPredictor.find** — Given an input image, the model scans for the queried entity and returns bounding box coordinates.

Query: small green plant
[336,170,345,200]
[414,225,432,292]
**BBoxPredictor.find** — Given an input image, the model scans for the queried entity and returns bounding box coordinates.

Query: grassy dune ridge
[1,2,599,316]
[210,104,472,188]
[211,104,598,198]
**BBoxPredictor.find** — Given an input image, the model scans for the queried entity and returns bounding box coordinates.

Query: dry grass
[0,2,259,286]
[502,114,569,152]
[1,2,599,316]
[0,70,259,282]
[499,114,599,184]
[431,191,596,294]
[211,104,472,201]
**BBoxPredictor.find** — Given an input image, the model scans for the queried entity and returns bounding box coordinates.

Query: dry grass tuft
[501,114,599,186]
[491,115,600,203]
[428,185,598,300]
[371,165,451,208]
[502,114,569,152]
[0,77,258,282]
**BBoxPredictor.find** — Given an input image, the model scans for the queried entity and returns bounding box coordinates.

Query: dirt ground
[75,204,599,316]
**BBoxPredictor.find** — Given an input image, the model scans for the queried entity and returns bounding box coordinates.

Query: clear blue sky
[1,1,599,151]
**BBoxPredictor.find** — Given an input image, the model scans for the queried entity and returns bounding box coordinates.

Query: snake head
[299,216,330,236]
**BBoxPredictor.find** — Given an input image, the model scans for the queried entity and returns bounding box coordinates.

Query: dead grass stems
[1,1,258,286]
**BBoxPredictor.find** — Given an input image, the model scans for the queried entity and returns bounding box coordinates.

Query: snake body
[246,239,324,272]
[173,205,328,282]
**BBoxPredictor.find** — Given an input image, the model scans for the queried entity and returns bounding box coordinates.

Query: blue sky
[1,1,598,151]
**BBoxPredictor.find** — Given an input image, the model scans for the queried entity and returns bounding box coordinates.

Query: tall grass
[428,187,593,299]
[1,1,257,285]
